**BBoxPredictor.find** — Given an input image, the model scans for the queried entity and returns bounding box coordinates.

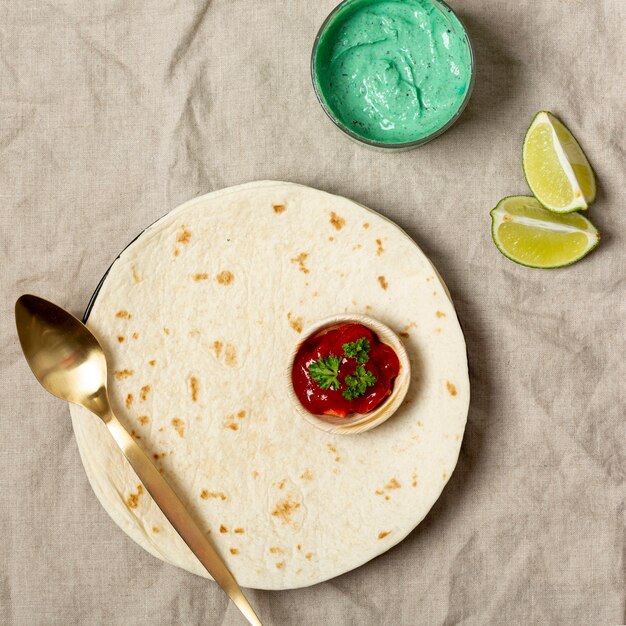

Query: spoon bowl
[15,295,110,417]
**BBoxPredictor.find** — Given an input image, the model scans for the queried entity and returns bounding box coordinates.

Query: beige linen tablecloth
[1,1,624,624]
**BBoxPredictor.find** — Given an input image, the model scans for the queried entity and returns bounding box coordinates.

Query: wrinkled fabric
[0,0,624,625]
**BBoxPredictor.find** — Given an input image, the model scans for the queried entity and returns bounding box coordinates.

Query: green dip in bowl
[311,0,474,149]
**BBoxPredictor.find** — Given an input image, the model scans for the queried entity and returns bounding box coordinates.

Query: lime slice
[490,196,599,268]
[522,111,596,213]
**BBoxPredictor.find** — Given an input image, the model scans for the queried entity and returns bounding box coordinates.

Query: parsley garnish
[342,337,370,364]
[342,366,377,400]
[308,355,342,390]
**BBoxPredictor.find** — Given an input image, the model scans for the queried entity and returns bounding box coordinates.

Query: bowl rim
[286,313,411,435]
[310,0,476,150]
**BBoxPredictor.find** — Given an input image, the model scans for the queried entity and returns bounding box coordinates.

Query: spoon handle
[105,413,263,626]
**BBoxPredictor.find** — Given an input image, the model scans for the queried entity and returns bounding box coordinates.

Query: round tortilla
[70,181,469,590]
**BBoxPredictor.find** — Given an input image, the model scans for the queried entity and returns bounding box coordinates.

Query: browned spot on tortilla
[113,369,134,380]
[163,327,170,335]
[139,385,151,402]
[405,321,417,330]
[412,472,418,488]
[126,485,144,509]
[272,203,286,214]
[376,478,401,498]
[230,548,239,555]
[226,422,239,431]
[189,376,199,402]
[352,243,363,251]
[188,330,201,337]
[171,417,185,437]
[300,469,313,481]
[153,453,162,460]
[291,252,310,274]
[149,359,156,367]
[446,381,457,396]
[219,525,228,533]
[376,239,384,255]
[237,410,246,418]
[443,472,448,480]
[213,341,223,358]
[288,312,303,333]
[377,275,388,290]
[131,264,142,283]
[125,393,134,408]
[130,429,140,440]
[152,526,160,533]
[252,471,260,479]
[271,496,301,525]
[158,427,164,432]
[378,531,391,540]
[234,528,244,534]
[225,344,237,367]
[305,553,313,560]
[216,270,234,285]
[330,212,345,230]
[433,291,437,296]
[116,310,132,320]
[363,222,370,229]
[399,331,410,339]
[275,561,285,569]
[277,480,286,490]
[325,443,340,462]
[313,291,320,297]
[193,273,209,281]
[131,332,139,340]
[201,490,227,501]
[173,248,180,257]
[177,226,191,244]
[297,544,302,551]
[436,311,446,318]
[328,236,334,242]
[117,336,125,343]
[270,547,284,554]
[138,415,149,426]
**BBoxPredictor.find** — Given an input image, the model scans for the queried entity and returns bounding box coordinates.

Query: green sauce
[314,0,473,145]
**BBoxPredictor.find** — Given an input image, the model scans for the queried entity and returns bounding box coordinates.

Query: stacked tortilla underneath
[70,181,469,590]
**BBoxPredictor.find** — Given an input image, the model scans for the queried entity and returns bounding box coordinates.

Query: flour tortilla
[70,181,469,590]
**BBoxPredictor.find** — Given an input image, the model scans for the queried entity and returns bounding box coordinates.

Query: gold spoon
[15,294,263,626]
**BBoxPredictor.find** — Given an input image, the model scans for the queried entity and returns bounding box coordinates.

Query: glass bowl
[310,0,476,151]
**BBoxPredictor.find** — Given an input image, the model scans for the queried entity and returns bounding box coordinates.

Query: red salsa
[292,323,400,417]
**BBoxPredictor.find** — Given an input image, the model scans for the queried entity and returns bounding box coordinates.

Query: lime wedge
[490,196,599,268]
[522,111,596,213]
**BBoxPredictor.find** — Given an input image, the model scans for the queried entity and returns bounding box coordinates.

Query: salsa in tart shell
[291,323,400,417]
